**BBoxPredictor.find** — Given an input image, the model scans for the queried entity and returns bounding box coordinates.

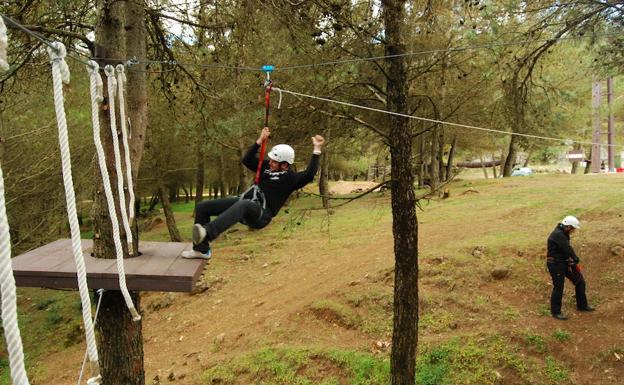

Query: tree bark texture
[158,183,182,242]
[237,140,247,194]
[94,1,145,383]
[382,2,419,385]
[445,136,457,181]
[319,126,331,209]
[418,133,425,188]
[194,140,205,205]
[479,154,489,179]
[503,135,517,177]
[96,291,144,385]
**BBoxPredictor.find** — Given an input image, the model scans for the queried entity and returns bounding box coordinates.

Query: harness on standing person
[239,65,274,222]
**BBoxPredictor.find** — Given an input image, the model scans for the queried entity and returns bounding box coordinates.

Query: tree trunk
[491,154,499,178]
[382,2,419,385]
[430,127,439,191]
[437,128,445,183]
[148,194,159,211]
[96,291,144,385]
[418,133,425,188]
[94,1,145,384]
[584,147,592,174]
[237,139,247,194]
[158,184,182,242]
[218,147,226,198]
[479,154,488,179]
[125,0,147,258]
[571,143,582,174]
[503,136,517,177]
[319,127,331,209]
[445,136,457,181]
[194,140,205,205]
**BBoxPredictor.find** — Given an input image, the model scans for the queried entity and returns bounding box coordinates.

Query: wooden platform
[11,239,207,292]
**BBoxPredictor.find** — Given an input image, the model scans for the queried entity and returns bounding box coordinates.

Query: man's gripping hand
[312,135,325,154]
[257,127,271,145]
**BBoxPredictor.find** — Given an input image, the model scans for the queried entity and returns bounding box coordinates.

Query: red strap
[254,82,272,185]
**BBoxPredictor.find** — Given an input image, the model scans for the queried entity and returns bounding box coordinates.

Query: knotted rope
[92,62,140,321]
[115,64,136,229]
[48,42,102,385]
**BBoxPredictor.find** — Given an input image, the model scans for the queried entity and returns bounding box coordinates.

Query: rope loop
[115,64,126,83]
[47,42,70,84]
[104,65,117,97]
[86,61,104,103]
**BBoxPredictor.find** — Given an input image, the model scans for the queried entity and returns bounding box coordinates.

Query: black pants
[193,197,272,252]
[547,262,588,315]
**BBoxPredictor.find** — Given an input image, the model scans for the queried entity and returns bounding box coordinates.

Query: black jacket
[242,143,319,217]
[547,224,580,264]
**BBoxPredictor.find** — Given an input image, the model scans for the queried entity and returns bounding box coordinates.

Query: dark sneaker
[552,313,568,320]
[181,248,211,260]
[577,306,595,312]
[192,224,207,244]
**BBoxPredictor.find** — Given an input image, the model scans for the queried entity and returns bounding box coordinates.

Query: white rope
[77,289,104,385]
[0,166,30,385]
[103,65,136,257]
[115,65,137,232]
[91,62,140,321]
[0,16,8,71]
[0,21,29,385]
[273,87,624,149]
[47,42,102,384]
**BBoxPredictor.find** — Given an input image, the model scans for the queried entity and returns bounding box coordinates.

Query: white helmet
[268,144,295,164]
[561,215,581,229]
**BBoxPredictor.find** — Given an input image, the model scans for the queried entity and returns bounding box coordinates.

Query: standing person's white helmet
[268,144,295,164]
[561,215,581,229]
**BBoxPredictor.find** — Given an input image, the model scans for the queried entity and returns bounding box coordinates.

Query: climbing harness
[239,66,274,221]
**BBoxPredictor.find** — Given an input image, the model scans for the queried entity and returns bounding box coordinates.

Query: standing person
[547,216,595,320]
[182,127,325,259]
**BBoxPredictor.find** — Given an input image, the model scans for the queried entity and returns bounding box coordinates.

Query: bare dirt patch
[329,181,380,195]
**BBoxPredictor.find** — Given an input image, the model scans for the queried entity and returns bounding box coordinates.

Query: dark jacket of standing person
[547,224,580,264]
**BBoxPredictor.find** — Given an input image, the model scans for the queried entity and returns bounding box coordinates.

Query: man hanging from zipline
[182,127,325,259]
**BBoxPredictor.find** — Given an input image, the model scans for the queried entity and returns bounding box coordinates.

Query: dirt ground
[31,177,624,385]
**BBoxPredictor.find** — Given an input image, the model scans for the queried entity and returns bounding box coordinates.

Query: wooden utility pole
[607,77,615,172]
[591,81,602,173]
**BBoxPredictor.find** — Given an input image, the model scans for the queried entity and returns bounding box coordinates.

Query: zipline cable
[273,86,624,149]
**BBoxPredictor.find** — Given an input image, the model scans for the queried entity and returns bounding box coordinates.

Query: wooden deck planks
[11,239,207,292]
